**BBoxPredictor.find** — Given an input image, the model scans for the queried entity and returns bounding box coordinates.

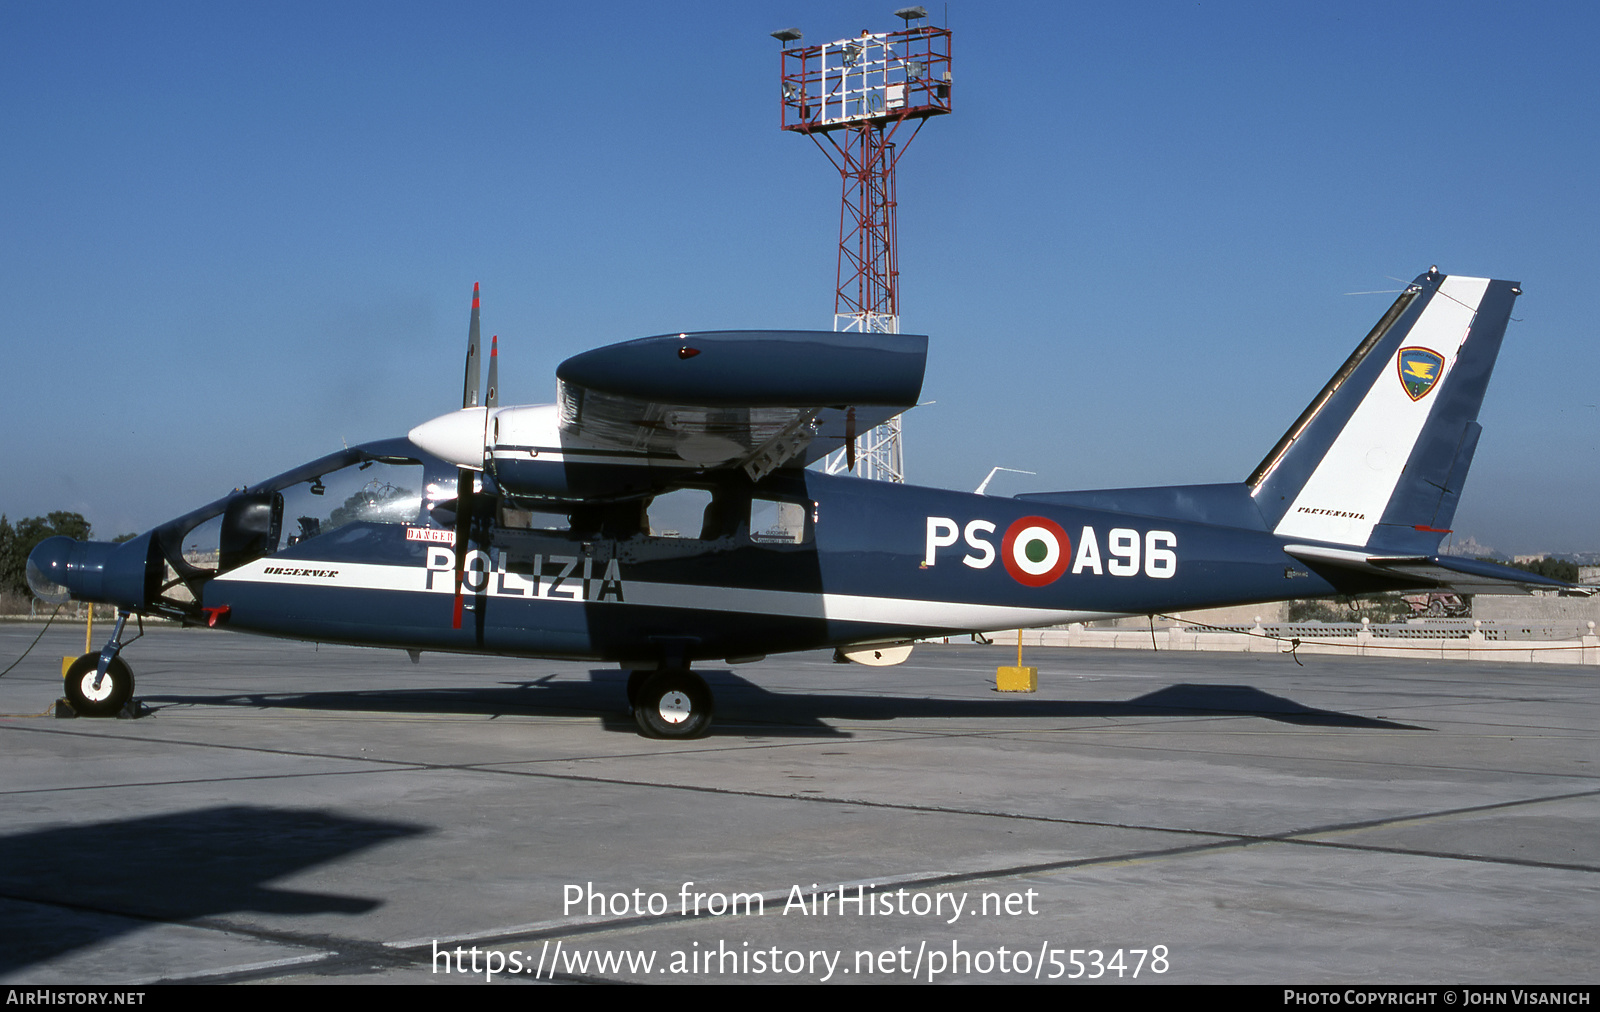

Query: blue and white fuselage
[28,270,1569,734]
[203,468,1303,664]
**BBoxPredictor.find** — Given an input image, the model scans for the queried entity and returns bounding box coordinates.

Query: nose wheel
[631,669,713,739]
[64,653,135,717]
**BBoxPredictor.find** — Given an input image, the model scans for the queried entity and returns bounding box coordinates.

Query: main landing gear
[627,668,713,739]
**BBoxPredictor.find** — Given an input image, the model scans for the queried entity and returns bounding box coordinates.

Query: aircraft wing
[1283,544,1579,595]
[411,329,928,500]
[553,330,927,471]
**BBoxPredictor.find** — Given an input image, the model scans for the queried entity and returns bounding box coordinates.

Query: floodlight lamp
[893,5,928,22]
[843,42,863,67]
[906,60,925,80]
[782,81,797,100]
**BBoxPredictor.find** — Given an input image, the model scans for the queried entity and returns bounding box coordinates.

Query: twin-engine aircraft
[28,269,1568,737]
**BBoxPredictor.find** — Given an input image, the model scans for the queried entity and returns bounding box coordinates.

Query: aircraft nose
[408,407,489,469]
[25,534,156,611]
[25,536,75,605]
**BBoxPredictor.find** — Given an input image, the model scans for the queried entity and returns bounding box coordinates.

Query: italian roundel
[1001,516,1072,587]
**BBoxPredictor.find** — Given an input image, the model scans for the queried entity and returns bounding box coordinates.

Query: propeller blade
[451,466,472,630]
[462,282,481,410]
[486,335,498,409]
[845,407,857,473]
[453,283,482,629]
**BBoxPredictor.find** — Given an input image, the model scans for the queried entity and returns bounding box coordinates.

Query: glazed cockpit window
[280,459,424,548]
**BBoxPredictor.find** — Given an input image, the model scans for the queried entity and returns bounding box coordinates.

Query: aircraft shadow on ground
[137,670,1425,738]
[0,805,425,977]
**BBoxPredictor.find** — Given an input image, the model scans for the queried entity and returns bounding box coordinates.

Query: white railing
[957,619,1600,666]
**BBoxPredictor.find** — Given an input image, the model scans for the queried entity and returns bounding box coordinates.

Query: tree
[1509,556,1579,583]
[1287,591,1414,624]
[0,515,15,599]
[0,512,93,597]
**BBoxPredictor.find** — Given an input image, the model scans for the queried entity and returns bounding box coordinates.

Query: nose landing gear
[62,610,140,717]
[64,654,135,717]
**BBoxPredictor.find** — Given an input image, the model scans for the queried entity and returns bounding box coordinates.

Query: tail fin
[1249,269,1520,551]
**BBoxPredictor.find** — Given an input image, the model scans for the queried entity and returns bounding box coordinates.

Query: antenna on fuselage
[975,466,1036,495]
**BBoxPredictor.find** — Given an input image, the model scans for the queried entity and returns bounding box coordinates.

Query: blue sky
[3,1,1595,554]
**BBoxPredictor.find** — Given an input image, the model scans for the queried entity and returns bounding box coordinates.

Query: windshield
[280,459,424,548]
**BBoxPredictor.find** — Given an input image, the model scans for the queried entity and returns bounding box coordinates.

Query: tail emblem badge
[1397,347,1445,401]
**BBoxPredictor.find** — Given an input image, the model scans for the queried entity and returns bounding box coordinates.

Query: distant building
[1441,535,1499,559]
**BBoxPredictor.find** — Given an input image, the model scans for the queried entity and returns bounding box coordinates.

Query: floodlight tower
[774,6,952,482]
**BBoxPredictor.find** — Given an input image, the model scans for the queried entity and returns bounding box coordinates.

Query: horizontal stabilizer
[1284,544,1575,595]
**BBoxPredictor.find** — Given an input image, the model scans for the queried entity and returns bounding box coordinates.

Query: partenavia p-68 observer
[28,269,1567,737]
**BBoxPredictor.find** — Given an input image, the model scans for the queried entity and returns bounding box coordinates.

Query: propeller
[452,284,482,630]
[844,407,857,474]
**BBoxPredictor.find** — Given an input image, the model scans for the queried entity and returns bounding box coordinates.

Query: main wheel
[632,669,713,739]
[64,653,134,717]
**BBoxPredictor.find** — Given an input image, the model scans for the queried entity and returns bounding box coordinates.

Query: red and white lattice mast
[774,7,952,482]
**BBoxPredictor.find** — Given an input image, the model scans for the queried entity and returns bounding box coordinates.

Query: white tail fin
[1250,270,1519,551]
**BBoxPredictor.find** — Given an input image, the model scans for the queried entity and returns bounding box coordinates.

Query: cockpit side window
[145,451,424,614]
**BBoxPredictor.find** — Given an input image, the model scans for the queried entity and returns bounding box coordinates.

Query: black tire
[632,669,713,739]
[64,653,134,717]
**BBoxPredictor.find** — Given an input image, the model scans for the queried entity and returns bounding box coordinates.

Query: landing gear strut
[631,669,713,739]
[63,610,137,717]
